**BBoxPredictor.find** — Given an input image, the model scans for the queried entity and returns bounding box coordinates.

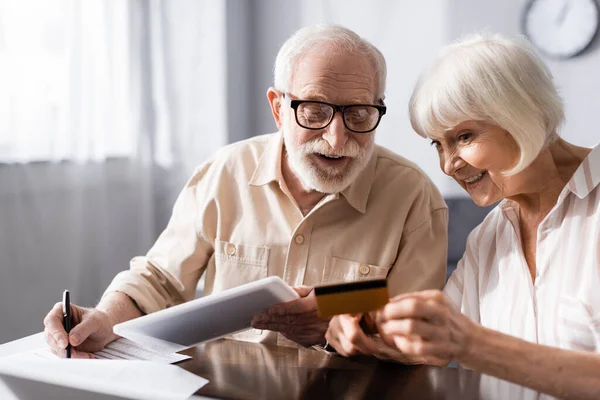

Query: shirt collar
[565,143,600,199]
[340,148,378,214]
[249,132,377,214]
[248,133,284,187]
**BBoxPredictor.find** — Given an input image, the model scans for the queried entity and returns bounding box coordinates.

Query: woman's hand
[325,314,379,357]
[375,290,477,366]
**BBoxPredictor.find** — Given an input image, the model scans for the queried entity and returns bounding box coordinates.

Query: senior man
[43,25,447,357]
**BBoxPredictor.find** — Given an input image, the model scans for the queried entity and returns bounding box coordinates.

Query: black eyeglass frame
[282,93,387,134]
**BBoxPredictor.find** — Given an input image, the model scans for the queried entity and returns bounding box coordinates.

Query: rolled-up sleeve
[103,161,216,314]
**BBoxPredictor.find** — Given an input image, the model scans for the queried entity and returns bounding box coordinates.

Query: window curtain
[0,0,227,344]
[0,0,227,167]
[0,0,135,163]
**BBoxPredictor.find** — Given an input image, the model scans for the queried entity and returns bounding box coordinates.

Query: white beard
[283,130,374,194]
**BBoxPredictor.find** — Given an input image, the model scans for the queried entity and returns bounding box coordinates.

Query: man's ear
[267,87,283,130]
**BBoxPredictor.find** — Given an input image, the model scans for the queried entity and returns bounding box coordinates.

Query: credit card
[314,279,389,318]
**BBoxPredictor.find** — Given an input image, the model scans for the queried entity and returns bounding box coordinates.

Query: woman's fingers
[325,314,378,357]
[377,296,445,325]
[378,318,442,341]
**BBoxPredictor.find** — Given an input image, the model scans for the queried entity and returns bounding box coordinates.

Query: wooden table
[179,339,552,400]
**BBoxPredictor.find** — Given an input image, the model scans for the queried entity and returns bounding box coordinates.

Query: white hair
[274,24,387,101]
[409,32,564,175]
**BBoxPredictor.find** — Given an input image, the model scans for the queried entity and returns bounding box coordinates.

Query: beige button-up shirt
[105,133,448,344]
[445,144,600,353]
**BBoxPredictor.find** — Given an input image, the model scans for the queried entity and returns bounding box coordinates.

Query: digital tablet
[113,276,299,347]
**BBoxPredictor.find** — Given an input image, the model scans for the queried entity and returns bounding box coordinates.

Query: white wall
[448,0,600,150]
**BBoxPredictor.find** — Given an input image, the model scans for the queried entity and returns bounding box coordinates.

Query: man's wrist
[97,292,143,328]
[312,340,337,354]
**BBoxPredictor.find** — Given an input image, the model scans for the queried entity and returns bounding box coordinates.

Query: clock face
[523,0,600,58]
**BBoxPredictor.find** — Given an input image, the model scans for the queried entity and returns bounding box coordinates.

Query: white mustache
[299,139,361,158]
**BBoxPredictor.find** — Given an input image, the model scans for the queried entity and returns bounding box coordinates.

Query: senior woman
[325,33,599,398]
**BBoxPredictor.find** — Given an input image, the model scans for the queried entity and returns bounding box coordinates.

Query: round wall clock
[523,0,600,58]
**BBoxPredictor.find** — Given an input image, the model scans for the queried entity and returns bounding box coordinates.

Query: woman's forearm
[461,325,600,399]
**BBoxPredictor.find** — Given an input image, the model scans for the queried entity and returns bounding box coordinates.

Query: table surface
[178,338,555,400]
[0,333,555,400]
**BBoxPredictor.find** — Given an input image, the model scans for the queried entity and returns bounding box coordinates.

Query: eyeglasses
[282,93,386,134]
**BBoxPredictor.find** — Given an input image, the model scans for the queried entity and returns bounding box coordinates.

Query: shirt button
[294,234,305,245]
[359,264,371,275]
[226,244,236,256]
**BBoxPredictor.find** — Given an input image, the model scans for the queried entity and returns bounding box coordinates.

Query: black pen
[62,290,71,358]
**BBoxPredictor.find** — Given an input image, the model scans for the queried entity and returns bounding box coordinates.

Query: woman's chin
[457,174,502,207]
[460,183,500,207]
[469,194,499,207]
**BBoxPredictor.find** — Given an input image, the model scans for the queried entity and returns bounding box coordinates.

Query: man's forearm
[461,325,600,399]
[96,291,144,339]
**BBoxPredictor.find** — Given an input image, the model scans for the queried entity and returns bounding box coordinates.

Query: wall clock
[523,0,600,58]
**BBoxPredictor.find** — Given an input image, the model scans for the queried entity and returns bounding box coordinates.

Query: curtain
[0,0,135,163]
[0,0,227,344]
[0,0,227,167]
[144,0,228,169]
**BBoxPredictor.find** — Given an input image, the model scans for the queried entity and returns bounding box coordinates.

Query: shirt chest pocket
[557,296,598,353]
[213,239,269,292]
[322,255,390,285]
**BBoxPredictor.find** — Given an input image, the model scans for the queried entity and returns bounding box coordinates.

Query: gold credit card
[314,279,389,318]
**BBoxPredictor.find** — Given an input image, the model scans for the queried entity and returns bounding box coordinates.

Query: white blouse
[445,144,600,352]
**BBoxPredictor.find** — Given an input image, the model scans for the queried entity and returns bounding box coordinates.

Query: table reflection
[179,338,556,400]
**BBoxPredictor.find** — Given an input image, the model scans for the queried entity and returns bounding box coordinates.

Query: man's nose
[323,113,349,150]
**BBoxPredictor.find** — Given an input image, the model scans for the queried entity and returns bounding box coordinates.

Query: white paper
[95,337,190,363]
[116,331,189,354]
[1,337,190,364]
[3,347,58,361]
[0,359,208,400]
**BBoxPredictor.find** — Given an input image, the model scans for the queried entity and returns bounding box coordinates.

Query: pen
[62,290,71,358]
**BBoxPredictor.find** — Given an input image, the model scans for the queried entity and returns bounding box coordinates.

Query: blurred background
[1,0,598,344]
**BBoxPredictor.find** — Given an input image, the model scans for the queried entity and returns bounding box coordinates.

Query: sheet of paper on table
[1,337,190,364]
[0,358,208,400]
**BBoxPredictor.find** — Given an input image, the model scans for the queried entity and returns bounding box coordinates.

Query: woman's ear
[267,88,283,130]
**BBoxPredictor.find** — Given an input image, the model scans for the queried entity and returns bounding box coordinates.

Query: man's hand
[251,286,330,347]
[325,314,379,357]
[43,302,118,358]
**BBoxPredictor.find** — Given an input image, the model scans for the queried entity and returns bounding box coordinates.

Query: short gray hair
[409,33,564,175]
[274,24,387,101]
